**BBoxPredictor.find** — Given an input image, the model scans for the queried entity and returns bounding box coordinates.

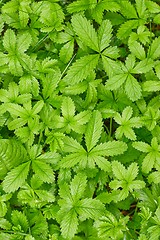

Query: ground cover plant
[0,0,160,239]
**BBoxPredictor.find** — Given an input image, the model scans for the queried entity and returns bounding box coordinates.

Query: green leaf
[0,53,8,66]
[72,14,99,52]
[120,1,138,18]
[61,209,78,239]
[77,198,105,220]
[11,210,29,233]
[128,40,145,60]
[0,139,28,179]
[0,202,7,217]
[90,141,128,156]
[142,152,156,173]
[32,160,54,183]
[61,97,75,118]
[146,0,160,13]
[98,19,112,52]
[135,0,146,18]
[17,32,32,53]
[60,152,85,168]
[143,81,160,92]
[112,161,126,180]
[117,20,138,40]
[105,73,126,90]
[3,29,16,52]
[90,155,111,171]
[85,110,103,151]
[125,74,142,101]
[132,58,153,73]
[148,37,160,59]
[132,141,151,153]
[63,54,99,85]
[148,171,160,184]
[59,39,74,64]
[67,0,94,13]
[63,136,85,153]
[94,213,128,239]
[2,161,30,193]
[70,173,87,200]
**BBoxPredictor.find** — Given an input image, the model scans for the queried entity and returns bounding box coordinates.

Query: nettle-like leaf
[109,161,145,201]
[72,14,99,52]
[133,137,160,173]
[40,1,64,31]
[1,0,31,29]
[114,106,142,140]
[7,100,44,144]
[58,173,105,239]
[94,212,129,239]
[2,29,32,76]
[105,54,153,101]
[60,110,127,170]
[63,54,99,85]
[2,161,31,193]
[0,82,31,105]
[54,96,91,134]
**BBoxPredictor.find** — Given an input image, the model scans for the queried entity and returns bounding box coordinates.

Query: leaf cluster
[0,0,160,239]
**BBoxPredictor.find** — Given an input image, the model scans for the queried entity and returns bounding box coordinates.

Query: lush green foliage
[0,0,160,239]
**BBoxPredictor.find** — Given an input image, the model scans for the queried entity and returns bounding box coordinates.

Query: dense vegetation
[0,0,160,239]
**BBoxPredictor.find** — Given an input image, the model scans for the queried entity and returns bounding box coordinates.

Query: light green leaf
[91,155,111,171]
[149,37,160,59]
[60,153,85,168]
[17,32,32,53]
[106,73,127,90]
[3,29,16,52]
[0,139,28,179]
[143,81,160,92]
[32,100,44,115]
[120,1,138,18]
[146,0,160,13]
[122,106,133,122]
[67,0,94,13]
[136,0,146,18]
[70,173,87,200]
[2,161,30,193]
[132,58,153,73]
[61,97,75,118]
[11,210,29,233]
[125,162,138,182]
[72,14,99,52]
[32,160,54,183]
[90,141,128,156]
[0,53,8,66]
[142,152,155,173]
[63,136,85,153]
[132,141,151,152]
[59,39,74,64]
[112,161,126,180]
[98,19,112,51]
[148,171,160,184]
[85,110,103,151]
[63,54,99,85]
[61,209,78,239]
[117,20,138,39]
[0,202,7,217]
[128,40,145,60]
[77,198,105,220]
[125,74,142,101]
[102,56,122,77]
[8,54,23,76]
